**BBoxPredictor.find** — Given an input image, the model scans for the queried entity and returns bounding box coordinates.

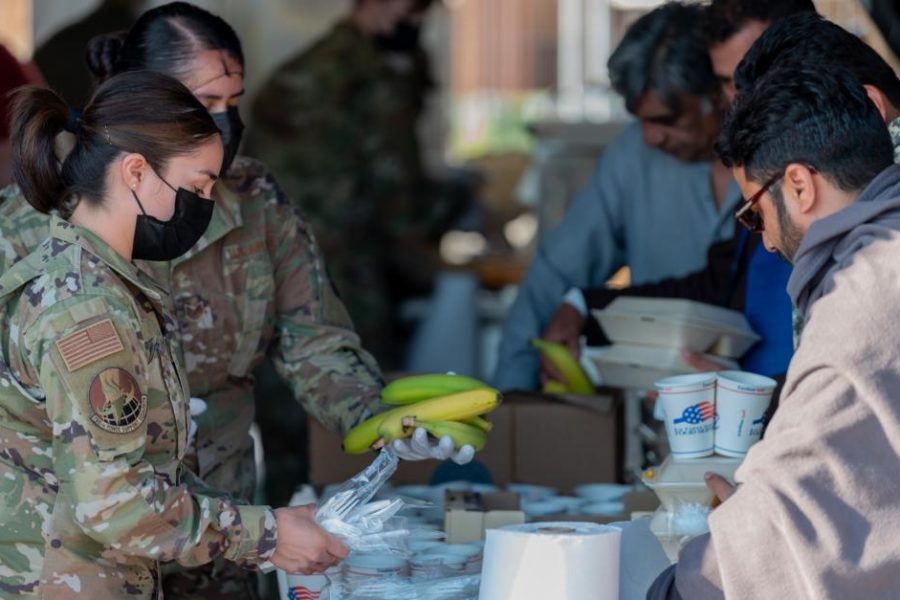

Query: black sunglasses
[734,166,818,233]
[734,174,780,233]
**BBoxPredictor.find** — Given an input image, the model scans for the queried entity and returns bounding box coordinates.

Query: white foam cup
[714,371,776,457]
[656,373,717,458]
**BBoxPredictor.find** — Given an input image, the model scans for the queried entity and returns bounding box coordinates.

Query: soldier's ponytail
[11,71,220,215]
[10,87,69,213]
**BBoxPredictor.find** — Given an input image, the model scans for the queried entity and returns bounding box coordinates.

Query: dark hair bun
[86,32,126,82]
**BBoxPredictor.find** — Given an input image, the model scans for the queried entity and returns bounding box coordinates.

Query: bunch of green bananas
[342,373,501,454]
[531,339,597,395]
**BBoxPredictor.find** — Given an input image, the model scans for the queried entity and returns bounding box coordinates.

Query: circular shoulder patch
[88,368,148,433]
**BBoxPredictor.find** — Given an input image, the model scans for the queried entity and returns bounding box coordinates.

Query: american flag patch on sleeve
[55,318,125,372]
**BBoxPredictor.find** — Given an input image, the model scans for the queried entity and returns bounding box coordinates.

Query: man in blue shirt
[494,3,739,391]
[539,0,817,396]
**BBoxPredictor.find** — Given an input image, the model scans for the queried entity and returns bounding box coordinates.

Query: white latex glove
[390,427,475,465]
[187,397,208,452]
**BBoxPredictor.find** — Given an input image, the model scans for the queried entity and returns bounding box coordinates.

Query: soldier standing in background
[249,0,465,371]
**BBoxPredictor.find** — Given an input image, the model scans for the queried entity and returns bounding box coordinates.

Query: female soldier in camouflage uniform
[0,3,472,598]
[0,71,346,599]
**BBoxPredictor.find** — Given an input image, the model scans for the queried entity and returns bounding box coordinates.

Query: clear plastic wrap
[315,450,443,554]
[313,452,481,598]
[316,449,399,522]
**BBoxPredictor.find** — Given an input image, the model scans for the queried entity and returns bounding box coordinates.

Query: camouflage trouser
[162,445,259,600]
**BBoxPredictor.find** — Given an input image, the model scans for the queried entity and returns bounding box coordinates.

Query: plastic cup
[432,544,483,575]
[409,549,467,580]
[714,371,776,457]
[343,553,408,582]
[656,373,717,458]
[280,572,329,600]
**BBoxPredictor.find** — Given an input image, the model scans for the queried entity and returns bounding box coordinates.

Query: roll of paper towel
[478,522,621,600]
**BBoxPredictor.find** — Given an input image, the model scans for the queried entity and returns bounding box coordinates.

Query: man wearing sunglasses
[733,13,900,350]
[648,63,900,600]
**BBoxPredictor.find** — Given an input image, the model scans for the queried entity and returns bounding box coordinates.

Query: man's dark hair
[608,2,719,114]
[702,0,817,45]
[734,13,900,109]
[717,65,893,192]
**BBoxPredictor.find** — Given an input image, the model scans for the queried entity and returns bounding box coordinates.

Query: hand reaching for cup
[271,505,349,575]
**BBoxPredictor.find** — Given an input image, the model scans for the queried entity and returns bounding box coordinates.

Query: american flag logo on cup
[288,586,319,600]
[673,401,715,425]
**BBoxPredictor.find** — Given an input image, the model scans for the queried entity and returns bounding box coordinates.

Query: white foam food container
[584,345,738,390]
[592,297,760,358]
[642,455,742,513]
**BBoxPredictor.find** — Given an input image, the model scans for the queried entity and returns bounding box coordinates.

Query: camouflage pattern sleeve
[0,184,51,272]
[262,176,386,435]
[23,295,277,569]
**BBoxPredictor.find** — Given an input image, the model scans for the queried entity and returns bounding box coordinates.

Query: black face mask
[375,22,422,53]
[130,174,214,262]
[211,106,244,174]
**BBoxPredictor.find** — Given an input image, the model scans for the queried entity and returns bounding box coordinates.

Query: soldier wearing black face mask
[0,4,393,598]
[210,106,244,175]
[376,11,436,116]
[375,17,423,52]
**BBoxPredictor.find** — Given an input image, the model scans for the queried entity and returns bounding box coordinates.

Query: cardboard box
[307,391,621,492]
[509,391,620,491]
[443,490,525,543]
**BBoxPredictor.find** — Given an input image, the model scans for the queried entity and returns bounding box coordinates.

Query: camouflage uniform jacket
[0,217,276,598]
[141,157,384,498]
[0,157,384,501]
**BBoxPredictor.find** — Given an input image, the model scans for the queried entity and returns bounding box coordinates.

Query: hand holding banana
[531,339,596,395]
[342,373,501,465]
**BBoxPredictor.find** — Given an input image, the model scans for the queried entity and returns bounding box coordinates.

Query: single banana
[381,373,488,405]
[464,415,493,433]
[416,420,488,451]
[542,379,570,395]
[342,413,389,454]
[530,339,596,394]
[377,388,502,443]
